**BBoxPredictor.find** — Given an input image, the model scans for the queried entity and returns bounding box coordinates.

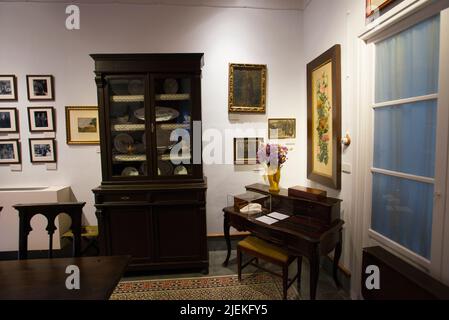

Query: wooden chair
[237,236,301,300]
[13,202,86,259]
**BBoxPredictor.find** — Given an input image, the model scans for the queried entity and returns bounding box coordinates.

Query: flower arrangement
[316,71,331,165]
[257,144,288,192]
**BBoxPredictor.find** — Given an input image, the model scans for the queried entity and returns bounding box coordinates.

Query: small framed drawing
[65,106,100,145]
[28,107,55,132]
[228,63,267,113]
[234,137,264,165]
[307,45,342,190]
[0,75,18,101]
[26,75,54,101]
[0,108,19,133]
[366,0,398,20]
[0,140,21,164]
[268,119,296,139]
[29,138,56,163]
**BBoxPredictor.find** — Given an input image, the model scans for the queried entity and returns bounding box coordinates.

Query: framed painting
[0,108,19,133]
[0,75,18,101]
[28,107,55,132]
[268,118,296,139]
[26,75,54,101]
[0,140,21,164]
[366,0,398,18]
[29,138,56,163]
[307,45,341,190]
[234,137,264,165]
[228,63,267,113]
[65,106,99,145]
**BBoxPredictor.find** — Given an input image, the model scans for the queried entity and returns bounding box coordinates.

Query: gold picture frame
[65,106,100,145]
[268,118,296,139]
[228,63,267,113]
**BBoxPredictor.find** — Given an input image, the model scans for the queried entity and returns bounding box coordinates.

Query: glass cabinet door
[108,76,148,178]
[152,76,193,177]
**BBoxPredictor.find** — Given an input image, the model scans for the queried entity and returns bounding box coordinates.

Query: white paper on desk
[255,215,278,225]
[267,212,289,221]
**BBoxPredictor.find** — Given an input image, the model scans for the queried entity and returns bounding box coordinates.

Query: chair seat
[238,236,290,264]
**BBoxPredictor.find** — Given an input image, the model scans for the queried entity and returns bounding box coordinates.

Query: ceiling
[0,0,312,10]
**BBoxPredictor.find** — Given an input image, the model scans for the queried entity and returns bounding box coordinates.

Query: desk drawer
[102,193,148,203]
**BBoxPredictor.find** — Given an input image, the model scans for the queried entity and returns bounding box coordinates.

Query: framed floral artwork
[307,45,341,189]
[228,63,267,113]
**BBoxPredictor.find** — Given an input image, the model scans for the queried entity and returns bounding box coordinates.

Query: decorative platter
[121,167,139,176]
[114,133,134,153]
[156,106,179,122]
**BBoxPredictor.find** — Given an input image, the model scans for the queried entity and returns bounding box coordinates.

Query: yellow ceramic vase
[267,168,281,193]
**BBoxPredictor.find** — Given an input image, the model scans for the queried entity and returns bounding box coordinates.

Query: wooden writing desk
[0,255,130,300]
[223,183,343,300]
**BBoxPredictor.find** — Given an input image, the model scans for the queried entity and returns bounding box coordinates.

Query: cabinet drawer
[102,193,148,203]
[152,191,204,203]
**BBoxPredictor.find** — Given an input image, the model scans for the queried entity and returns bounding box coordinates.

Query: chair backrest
[13,202,86,259]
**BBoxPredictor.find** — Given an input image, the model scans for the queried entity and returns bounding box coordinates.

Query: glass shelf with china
[153,77,193,177]
[108,77,148,178]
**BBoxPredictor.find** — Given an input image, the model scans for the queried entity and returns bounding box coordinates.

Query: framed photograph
[307,45,341,190]
[0,75,17,101]
[26,75,54,101]
[65,106,100,145]
[0,108,19,133]
[228,63,267,113]
[366,0,398,18]
[268,118,296,139]
[234,137,264,165]
[27,107,55,132]
[29,138,56,163]
[0,140,21,164]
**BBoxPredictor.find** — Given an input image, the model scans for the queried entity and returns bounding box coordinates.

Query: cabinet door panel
[153,205,206,261]
[108,208,152,260]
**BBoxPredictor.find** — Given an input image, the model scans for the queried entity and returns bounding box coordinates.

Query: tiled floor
[123,248,350,300]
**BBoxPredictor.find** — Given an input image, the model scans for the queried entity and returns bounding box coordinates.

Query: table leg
[223,211,231,267]
[309,248,320,300]
[333,232,342,288]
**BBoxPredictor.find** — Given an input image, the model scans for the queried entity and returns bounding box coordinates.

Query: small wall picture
[228,64,267,113]
[0,108,19,133]
[26,75,54,101]
[29,138,56,163]
[0,140,21,164]
[65,106,100,145]
[234,137,264,165]
[0,75,18,101]
[28,107,55,132]
[268,118,296,139]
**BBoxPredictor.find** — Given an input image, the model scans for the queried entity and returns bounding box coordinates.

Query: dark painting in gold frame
[228,63,267,114]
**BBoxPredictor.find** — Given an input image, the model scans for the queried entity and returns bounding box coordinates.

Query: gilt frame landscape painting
[307,45,341,190]
[65,106,99,145]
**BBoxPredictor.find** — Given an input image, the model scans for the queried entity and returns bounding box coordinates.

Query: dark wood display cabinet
[91,54,208,273]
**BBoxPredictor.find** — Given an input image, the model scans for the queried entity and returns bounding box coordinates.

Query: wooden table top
[0,255,130,300]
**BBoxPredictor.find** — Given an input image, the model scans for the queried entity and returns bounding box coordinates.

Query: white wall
[303,0,365,276]
[0,3,304,235]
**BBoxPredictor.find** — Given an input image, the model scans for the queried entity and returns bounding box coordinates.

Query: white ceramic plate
[164,78,178,94]
[156,106,179,122]
[121,167,139,176]
[134,108,145,121]
[174,165,188,175]
[128,80,144,95]
[114,133,134,153]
